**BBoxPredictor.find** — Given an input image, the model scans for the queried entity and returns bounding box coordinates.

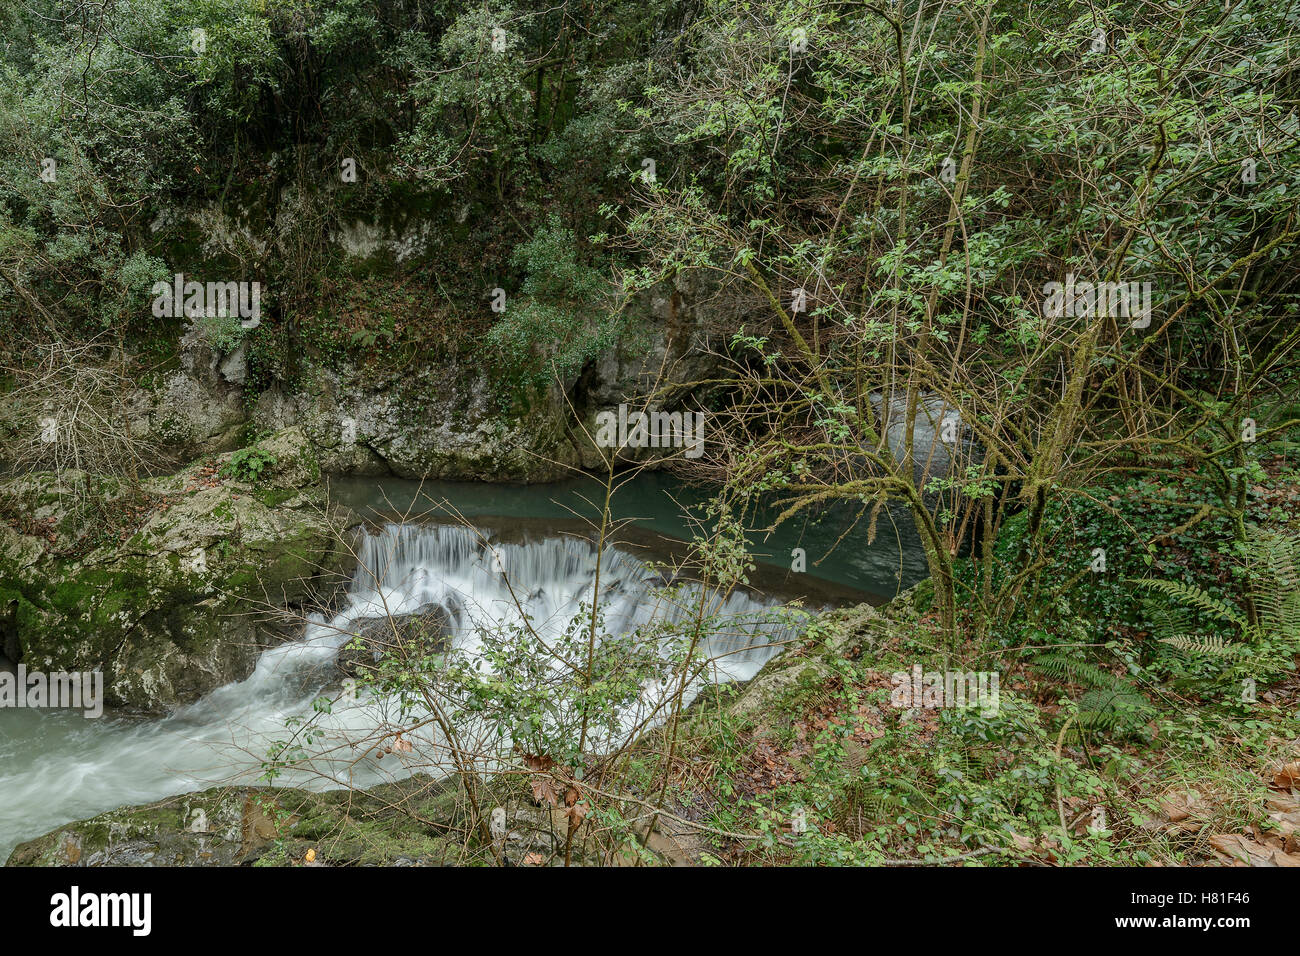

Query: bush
[219,445,278,483]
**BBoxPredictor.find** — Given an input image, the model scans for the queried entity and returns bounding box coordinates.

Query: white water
[0,523,797,860]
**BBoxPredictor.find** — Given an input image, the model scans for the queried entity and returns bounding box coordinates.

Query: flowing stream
[0,474,924,860]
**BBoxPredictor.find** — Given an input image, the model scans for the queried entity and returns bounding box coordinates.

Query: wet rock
[336,604,451,678]
[5,777,462,867]
[0,427,358,711]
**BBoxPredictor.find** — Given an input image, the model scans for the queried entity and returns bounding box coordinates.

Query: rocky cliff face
[128,272,730,482]
[250,362,582,481]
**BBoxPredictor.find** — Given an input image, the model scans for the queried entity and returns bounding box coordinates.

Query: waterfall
[344,523,793,675]
[0,523,799,860]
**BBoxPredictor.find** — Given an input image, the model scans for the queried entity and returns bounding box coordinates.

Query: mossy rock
[6,772,642,867]
[0,431,358,710]
[5,776,463,867]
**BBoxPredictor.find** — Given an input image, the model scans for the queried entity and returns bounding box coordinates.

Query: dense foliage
[1,0,1297,866]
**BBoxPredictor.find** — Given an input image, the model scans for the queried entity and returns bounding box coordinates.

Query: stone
[335,604,450,678]
[0,428,358,711]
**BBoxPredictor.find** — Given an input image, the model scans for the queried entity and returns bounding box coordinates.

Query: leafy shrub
[482,218,625,390]
[219,446,278,483]
[196,314,247,353]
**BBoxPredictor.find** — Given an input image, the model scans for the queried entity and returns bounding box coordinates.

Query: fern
[1030,651,1117,690]
[1137,526,1300,660]
[1157,634,1244,657]
[1245,530,1300,644]
[1131,577,1244,627]
[834,776,931,837]
[1028,650,1151,739]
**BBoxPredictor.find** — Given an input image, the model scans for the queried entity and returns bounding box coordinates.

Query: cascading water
[0,522,799,860]
[344,523,795,678]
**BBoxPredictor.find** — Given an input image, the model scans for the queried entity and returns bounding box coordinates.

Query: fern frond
[1030,651,1123,690]
[1158,633,1245,657]
[1243,529,1300,643]
[1245,529,1300,588]
[1139,599,1195,638]
[1133,578,1244,627]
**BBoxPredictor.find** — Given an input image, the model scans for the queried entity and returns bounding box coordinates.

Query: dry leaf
[1208,833,1300,867]
[1268,792,1300,814]
[1159,790,1200,823]
[522,852,545,866]
[523,754,559,806]
[1208,834,1263,866]
[566,800,590,829]
[1273,762,1300,791]
[529,776,558,806]
[1008,831,1035,853]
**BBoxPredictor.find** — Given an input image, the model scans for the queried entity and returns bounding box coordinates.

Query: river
[0,472,928,861]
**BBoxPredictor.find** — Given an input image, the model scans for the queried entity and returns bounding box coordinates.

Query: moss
[0,462,349,709]
[253,487,298,508]
[9,776,467,867]
[48,576,98,615]
[909,578,935,614]
[219,567,255,591]
[156,415,192,444]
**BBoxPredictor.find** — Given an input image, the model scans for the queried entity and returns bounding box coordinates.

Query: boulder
[336,603,451,678]
[0,428,358,711]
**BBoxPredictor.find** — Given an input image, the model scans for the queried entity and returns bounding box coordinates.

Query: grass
[630,602,1299,866]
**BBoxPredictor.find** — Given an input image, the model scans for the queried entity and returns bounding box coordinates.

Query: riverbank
[0,440,901,861]
[11,591,1299,867]
[5,450,1300,866]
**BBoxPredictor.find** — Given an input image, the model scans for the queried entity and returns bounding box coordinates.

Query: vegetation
[1,0,1297,867]
[219,444,278,483]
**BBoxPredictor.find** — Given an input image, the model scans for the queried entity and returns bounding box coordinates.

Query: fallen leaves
[1156,790,1204,830]
[1008,831,1036,854]
[1205,756,1300,866]
[1207,833,1300,867]
[1273,761,1300,791]
[182,464,223,494]
[1266,792,1300,854]
[736,736,801,793]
